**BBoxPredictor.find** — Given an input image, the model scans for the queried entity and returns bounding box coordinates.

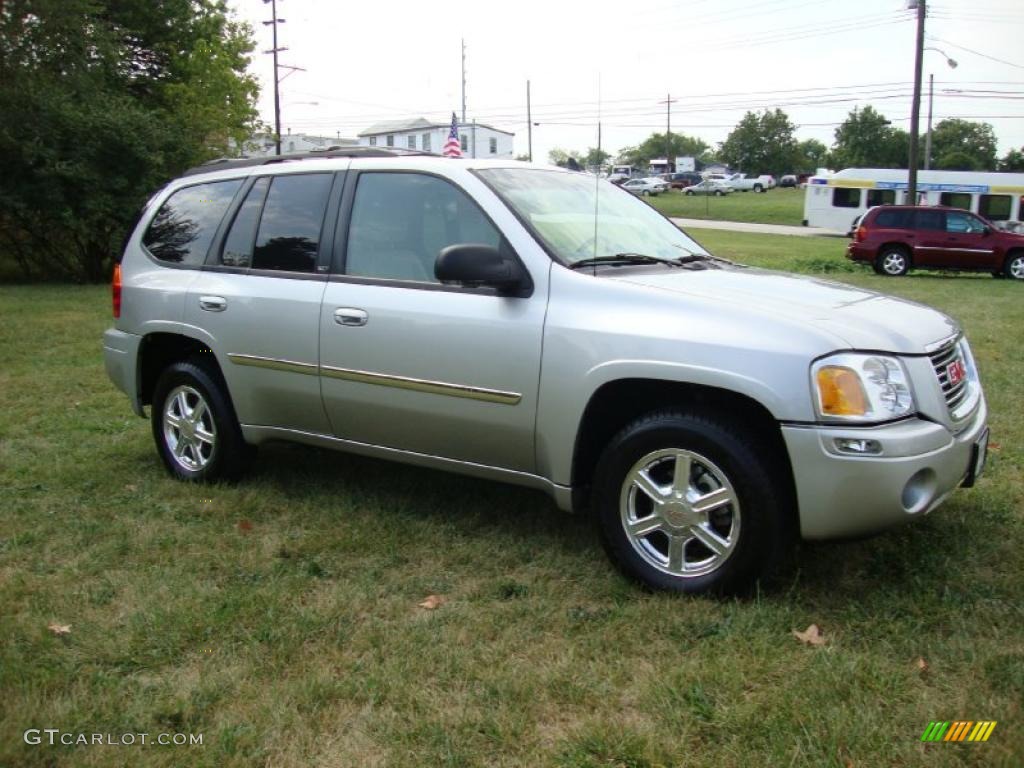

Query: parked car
[779,174,799,188]
[622,177,668,196]
[665,172,703,189]
[728,174,775,193]
[104,151,989,595]
[683,180,732,196]
[847,205,1024,278]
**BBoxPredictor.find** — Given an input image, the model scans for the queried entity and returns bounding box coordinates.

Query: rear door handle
[334,307,368,326]
[199,296,227,312]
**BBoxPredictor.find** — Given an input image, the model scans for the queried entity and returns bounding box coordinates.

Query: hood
[612,266,960,353]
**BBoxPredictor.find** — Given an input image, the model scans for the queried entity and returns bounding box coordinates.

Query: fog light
[834,437,882,455]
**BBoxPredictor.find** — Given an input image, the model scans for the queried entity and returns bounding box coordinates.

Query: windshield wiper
[569,253,682,269]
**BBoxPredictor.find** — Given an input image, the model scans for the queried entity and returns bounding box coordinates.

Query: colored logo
[921,721,997,742]
[947,359,966,388]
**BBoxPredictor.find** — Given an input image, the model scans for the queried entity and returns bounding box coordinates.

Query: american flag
[442,112,462,158]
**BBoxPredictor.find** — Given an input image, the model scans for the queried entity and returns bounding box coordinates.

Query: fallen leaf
[236,519,253,533]
[418,595,445,610]
[792,624,826,646]
[47,622,71,637]
[914,657,929,673]
[988,441,1001,453]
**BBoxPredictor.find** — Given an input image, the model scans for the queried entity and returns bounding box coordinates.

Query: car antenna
[592,73,602,277]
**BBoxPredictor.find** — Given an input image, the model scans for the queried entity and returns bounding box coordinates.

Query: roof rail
[181,147,436,177]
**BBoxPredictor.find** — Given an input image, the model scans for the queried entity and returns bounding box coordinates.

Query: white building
[241,132,360,157]
[357,117,514,158]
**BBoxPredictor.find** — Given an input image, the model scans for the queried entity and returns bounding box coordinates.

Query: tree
[718,110,798,177]
[1000,148,1024,172]
[831,106,908,169]
[930,119,998,171]
[583,147,611,168]
[796,139,829,173]
[0,0,260,281]
[548,148,584,168]
[616,132,711,169]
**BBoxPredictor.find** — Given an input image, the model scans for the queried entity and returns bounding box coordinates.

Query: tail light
[855,226,867,242]
[112,263,122,318]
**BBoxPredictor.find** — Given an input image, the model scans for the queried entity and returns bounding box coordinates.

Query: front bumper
[782,397,988,539]
[103,328,144,417]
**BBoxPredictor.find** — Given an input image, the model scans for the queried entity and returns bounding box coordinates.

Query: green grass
[1,238,1022,766]
[649,186,805,226]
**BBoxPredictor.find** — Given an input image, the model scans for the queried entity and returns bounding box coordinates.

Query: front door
[942,210,999,270]
[318,170,546,473]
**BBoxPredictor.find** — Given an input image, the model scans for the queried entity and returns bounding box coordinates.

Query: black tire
[1004,251,1024,280]
[753,184,763,193]
[875,246,910,276]
[642,190,650,197]
[151,359,254,482]
[592,410,791,595]
[685,190,694,196]
[714,190,724,197]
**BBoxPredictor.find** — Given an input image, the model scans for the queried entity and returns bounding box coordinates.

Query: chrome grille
[929,341,969,412]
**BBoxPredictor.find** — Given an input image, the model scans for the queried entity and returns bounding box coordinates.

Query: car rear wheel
[714,190,724,197]
[151,360,254,482]
[592,410,790,595]
[753,184,763,193]
[877,247,910,276]
[1004,252,1024,280]
[685,190,694,196]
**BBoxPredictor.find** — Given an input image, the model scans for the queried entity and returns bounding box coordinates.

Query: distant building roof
[358,116,514,137]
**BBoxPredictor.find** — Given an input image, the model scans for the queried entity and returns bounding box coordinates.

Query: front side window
[251,173,333,273]
[143,180,242,265]
[945,211,986,234]
[832,188,861,208]
[346,172,501,283]
[979,194,1011,221]
[477,168,708,266]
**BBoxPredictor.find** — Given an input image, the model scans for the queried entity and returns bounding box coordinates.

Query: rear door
[911,209,947,267]
[184,170,343,434]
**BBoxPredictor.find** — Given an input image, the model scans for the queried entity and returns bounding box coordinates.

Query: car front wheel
[876,247,910,276]
[151,360,254,482]
[1005,251,1024,280]
[714,190,723,197]
[592,410,790,595]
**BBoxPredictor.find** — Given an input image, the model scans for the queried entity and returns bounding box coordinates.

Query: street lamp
[923,47,957,171]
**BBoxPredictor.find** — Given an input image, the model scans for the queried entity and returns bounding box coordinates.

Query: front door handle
[334,307,368,326]
[199,295,227,312]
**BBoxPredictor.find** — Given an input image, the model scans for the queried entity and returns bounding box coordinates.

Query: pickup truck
[104,150,989,596]
[728,174,775,193]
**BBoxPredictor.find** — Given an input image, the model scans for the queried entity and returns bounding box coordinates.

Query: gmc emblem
[947,359,966,387]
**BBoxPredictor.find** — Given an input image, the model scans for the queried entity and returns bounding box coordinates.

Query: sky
[227,0,1024,165]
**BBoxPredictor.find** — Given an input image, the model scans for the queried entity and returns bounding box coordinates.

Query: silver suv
[103,149,989,594]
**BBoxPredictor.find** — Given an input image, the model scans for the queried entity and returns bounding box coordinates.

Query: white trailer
[803,168,1024,233]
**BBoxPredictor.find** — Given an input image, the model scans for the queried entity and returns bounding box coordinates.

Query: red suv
[847,205,1024,279]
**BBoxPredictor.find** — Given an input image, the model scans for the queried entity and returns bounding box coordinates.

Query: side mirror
[435,243,531,296]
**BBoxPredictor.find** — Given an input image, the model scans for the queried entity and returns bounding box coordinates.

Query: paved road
[670,217,846,238]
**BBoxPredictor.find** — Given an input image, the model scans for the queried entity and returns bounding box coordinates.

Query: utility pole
[262,0,286,156]
[925,73,934,170]
[907,0,926,205]
[526,80,532,162]
[461,39,467,124]
[658,93,678,173]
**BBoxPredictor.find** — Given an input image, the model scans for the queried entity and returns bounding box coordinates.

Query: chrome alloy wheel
[163,385,216,472]
[881,251,907,275]
[1009,254,1024,280]
[619,448,741,578]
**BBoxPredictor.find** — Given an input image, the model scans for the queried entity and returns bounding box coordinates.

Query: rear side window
[866,189,896,207]
[915,210,944,231]
[251,173,334,273]
[143,180,242,265]
[220,177,271,268]
[832,188,861,208]
[873,209,912,228]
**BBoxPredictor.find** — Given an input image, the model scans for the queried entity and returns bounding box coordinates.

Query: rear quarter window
[142,179,243,266]
[873,210,912,229]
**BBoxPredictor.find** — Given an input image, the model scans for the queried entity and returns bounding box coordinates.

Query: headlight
[812,353,915,422]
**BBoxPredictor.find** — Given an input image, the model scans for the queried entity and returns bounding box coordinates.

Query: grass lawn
[1,237,1022,767]
[649,186,805,226]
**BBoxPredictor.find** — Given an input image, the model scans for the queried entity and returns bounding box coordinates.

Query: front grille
[929,341,969,412]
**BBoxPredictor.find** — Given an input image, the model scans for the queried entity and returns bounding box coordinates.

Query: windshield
[476,168,710,266]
